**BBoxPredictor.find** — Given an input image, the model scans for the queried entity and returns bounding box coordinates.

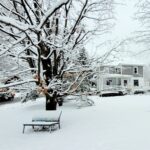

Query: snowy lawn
[0,95,150,150]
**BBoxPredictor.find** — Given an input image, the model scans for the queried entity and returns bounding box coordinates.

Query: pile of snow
[0,95,150,150]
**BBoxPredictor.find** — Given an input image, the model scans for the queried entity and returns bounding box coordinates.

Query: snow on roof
[118,61,144,66]
[101,74,132,78]
[117,57,145,66]
[100,57,144,67]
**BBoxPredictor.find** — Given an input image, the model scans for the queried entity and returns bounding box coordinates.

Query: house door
[134,80,139,86]
[124,80,128,86]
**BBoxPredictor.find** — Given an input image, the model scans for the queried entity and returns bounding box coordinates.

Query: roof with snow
[117,57,145,66]
[101,74,132,78]
[101,57,145,67]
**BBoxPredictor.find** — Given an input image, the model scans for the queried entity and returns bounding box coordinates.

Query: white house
[97,62,145,93]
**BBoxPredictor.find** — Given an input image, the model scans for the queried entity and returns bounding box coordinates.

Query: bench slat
[23,122,59,133]
[23,121,58,126]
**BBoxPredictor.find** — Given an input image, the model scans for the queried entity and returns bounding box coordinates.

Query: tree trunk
[45,92,57,110]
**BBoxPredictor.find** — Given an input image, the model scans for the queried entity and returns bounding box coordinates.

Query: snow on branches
[0,0,115,94]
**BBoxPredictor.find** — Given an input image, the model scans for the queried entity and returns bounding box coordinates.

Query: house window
[133,67,138,74]
[134,80,139,86]
[115,68,121,74]
[106,80,112,85]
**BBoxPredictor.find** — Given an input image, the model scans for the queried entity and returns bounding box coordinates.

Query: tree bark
[45,91,57,110]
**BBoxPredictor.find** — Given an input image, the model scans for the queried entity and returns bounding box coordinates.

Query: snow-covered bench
[23,121,58,133]
[23,111,62,133]
[32,110,62,129]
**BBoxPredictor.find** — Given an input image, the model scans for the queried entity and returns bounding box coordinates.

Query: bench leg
[49,124,58,132]
[23,125,25,134]
[49,126,52,132]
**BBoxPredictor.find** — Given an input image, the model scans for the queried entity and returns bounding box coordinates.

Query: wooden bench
[23,121,59,133]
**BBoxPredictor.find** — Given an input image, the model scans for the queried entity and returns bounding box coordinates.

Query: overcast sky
[113,0,139,38]
[87,0,150,64]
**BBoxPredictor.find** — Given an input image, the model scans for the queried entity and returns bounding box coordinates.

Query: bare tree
[0,0,115,110]
[135,0,150,52]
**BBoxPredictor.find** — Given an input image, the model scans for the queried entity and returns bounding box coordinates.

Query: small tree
[77,48,89,66]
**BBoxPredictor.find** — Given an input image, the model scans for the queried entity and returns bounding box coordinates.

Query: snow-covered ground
[0,95,150,150]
